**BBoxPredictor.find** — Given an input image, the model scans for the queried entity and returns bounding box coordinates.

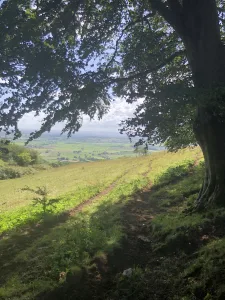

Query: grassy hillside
[0,148,200,233]
[1,147,224,299]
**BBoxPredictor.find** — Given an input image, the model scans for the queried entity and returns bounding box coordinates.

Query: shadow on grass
[0,209,72,284]
[1,162,219,300]
[0,181,141,299]
[34,164,207,300]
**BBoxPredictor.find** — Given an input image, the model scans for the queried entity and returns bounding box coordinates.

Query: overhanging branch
[106,49,186,84]
[104,12,154,70]
[148,0,185,37]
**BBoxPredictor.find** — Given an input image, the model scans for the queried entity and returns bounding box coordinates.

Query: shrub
[0,166,37,180]
[0,139,40,166]
[28,149,39,164]
[51,161,70,167]
[0,167,21,179]
[22,186,60,217]
[15,152,32,166]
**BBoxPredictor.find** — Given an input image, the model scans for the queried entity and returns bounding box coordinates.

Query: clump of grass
[148,163,207,253]
[107,267,151,300]
[154,159,195,186]
[149,162,204,209]
[181,238,225,299]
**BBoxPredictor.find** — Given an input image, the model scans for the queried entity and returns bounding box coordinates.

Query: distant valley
[15,131,164,163]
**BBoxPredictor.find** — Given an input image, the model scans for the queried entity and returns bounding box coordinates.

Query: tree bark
[181,1,225,209]
[193,106,225,209]
[157,0,225,208]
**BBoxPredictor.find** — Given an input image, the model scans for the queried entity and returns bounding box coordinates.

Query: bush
[51,161,70,167]
[14,152,32,166]
[0,167,21,179]
[28,149,39,164]
[0,139,40,166]
[0,166,37,180]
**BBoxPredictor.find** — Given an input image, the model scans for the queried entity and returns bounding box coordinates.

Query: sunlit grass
[0,155,153,234]
[0,147,205,299]
[0,157,147,212]
[0,148,203,234]
[0,176,149,299]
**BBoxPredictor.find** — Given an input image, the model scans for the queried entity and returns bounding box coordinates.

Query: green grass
[0,185,101,234]
[0,175,149,299]
[0,154,156,235]
[1,147,197,215]
[105,160,225,300]
[0,157,147,212]
[0,146,212,300]
[0,159,5,166]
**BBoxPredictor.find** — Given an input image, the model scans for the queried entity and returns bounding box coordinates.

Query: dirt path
[1,164,155,300]
[87,181,172,300]
[68,180,118,217]
[39,179,169,300]
[68,165,152,217]
[0,169,131,242]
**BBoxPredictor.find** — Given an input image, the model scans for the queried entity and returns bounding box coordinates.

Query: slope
[2,147,220,300]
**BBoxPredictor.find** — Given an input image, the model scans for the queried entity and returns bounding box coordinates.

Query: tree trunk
[155,0,225,208]
[193,106,225,209]
[179,0,225,208]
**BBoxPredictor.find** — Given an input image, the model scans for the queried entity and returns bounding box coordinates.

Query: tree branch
[106,50,186,83]
[149,0,172,22]
[104,13,154,70]
[148,0,185,37]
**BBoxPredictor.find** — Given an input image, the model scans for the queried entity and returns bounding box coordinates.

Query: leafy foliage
[134,144,148,156]
[15,151,32,166]
[21,185,59,216]
[1,1,225,148]
[0,139,39,166]
[0,139,40,179]
[0,166,21,180]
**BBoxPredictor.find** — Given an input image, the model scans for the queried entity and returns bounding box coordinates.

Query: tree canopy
[2,0,225,207]
[0,0,222,146]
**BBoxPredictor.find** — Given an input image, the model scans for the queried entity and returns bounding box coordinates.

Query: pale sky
[18,98,143,135]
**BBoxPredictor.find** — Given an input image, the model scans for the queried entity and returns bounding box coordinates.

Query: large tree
[1,0,225,208]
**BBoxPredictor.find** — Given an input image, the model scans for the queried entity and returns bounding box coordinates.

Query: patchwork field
[16,134,162,162]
